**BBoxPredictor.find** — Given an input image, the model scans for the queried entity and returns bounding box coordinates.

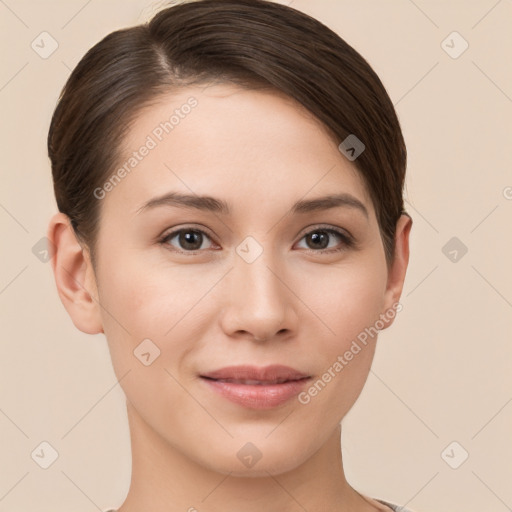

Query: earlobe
[380,213,413,330]
[47,212,104,335]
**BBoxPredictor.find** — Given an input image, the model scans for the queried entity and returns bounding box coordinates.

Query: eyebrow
[136,191,369,219]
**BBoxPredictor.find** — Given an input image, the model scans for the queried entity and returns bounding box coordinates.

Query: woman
[47,0,415,510]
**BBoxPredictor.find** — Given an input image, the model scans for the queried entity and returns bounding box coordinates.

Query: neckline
[105,494,398,512]
[359,493,397,511]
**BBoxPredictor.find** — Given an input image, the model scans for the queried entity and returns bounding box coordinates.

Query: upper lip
[200,365,310,383]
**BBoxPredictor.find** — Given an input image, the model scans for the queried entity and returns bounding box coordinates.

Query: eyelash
[158,225,356,255]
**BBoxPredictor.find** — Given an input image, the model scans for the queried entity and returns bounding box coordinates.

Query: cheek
[94,248,167,361]
[305,259,387,347]
[295,263,386,412]
[97,239,175,326]
[96,259,198,424]
[96,250,208,374]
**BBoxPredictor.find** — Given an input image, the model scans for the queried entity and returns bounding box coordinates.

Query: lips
[200,364,310,383]
[199,365,311,409]
[212,378,291,385]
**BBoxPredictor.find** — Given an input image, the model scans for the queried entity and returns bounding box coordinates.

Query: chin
[215,458,304,478]
[196,437,310,478]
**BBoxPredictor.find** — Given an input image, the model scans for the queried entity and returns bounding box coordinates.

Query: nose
[218,247,298,342]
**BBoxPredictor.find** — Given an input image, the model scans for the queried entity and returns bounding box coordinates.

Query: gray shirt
[376,498,416,511]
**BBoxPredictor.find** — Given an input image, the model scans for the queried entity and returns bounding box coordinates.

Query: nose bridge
[222,235,293,339]
[235,237,285,307]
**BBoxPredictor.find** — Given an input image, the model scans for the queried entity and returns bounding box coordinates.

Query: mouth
[199,365,312,409]
[201,377,307,385]
[200,364,310,382]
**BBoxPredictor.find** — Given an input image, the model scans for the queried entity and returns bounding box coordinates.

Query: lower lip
[201,377,311,409]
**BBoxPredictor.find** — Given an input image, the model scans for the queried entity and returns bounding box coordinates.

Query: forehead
[103,82,374,220]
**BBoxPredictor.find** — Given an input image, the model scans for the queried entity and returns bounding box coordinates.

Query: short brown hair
[48,0,408,268]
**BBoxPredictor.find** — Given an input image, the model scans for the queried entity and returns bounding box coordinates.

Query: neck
[117,401,376,512]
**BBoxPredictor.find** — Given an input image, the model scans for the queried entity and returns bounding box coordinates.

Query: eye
[295,226,355,253]
[159,227,217,253]
[158,225,355,255]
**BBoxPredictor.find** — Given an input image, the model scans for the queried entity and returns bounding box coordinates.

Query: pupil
[181,231,201,250]
[309,231,328,249]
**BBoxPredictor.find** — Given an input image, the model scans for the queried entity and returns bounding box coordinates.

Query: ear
[47,212,104,335]
[380,213,413,330]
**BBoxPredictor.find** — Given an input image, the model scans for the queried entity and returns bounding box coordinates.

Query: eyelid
[297,223,353,240]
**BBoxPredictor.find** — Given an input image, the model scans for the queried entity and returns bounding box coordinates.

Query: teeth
[217,378,289,385]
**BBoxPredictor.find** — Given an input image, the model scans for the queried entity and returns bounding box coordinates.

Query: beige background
[1,0,511,511]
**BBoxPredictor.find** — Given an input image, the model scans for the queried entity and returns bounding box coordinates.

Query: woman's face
[86,83,406,476]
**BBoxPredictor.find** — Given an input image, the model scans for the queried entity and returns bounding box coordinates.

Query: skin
[48,82,412,512]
